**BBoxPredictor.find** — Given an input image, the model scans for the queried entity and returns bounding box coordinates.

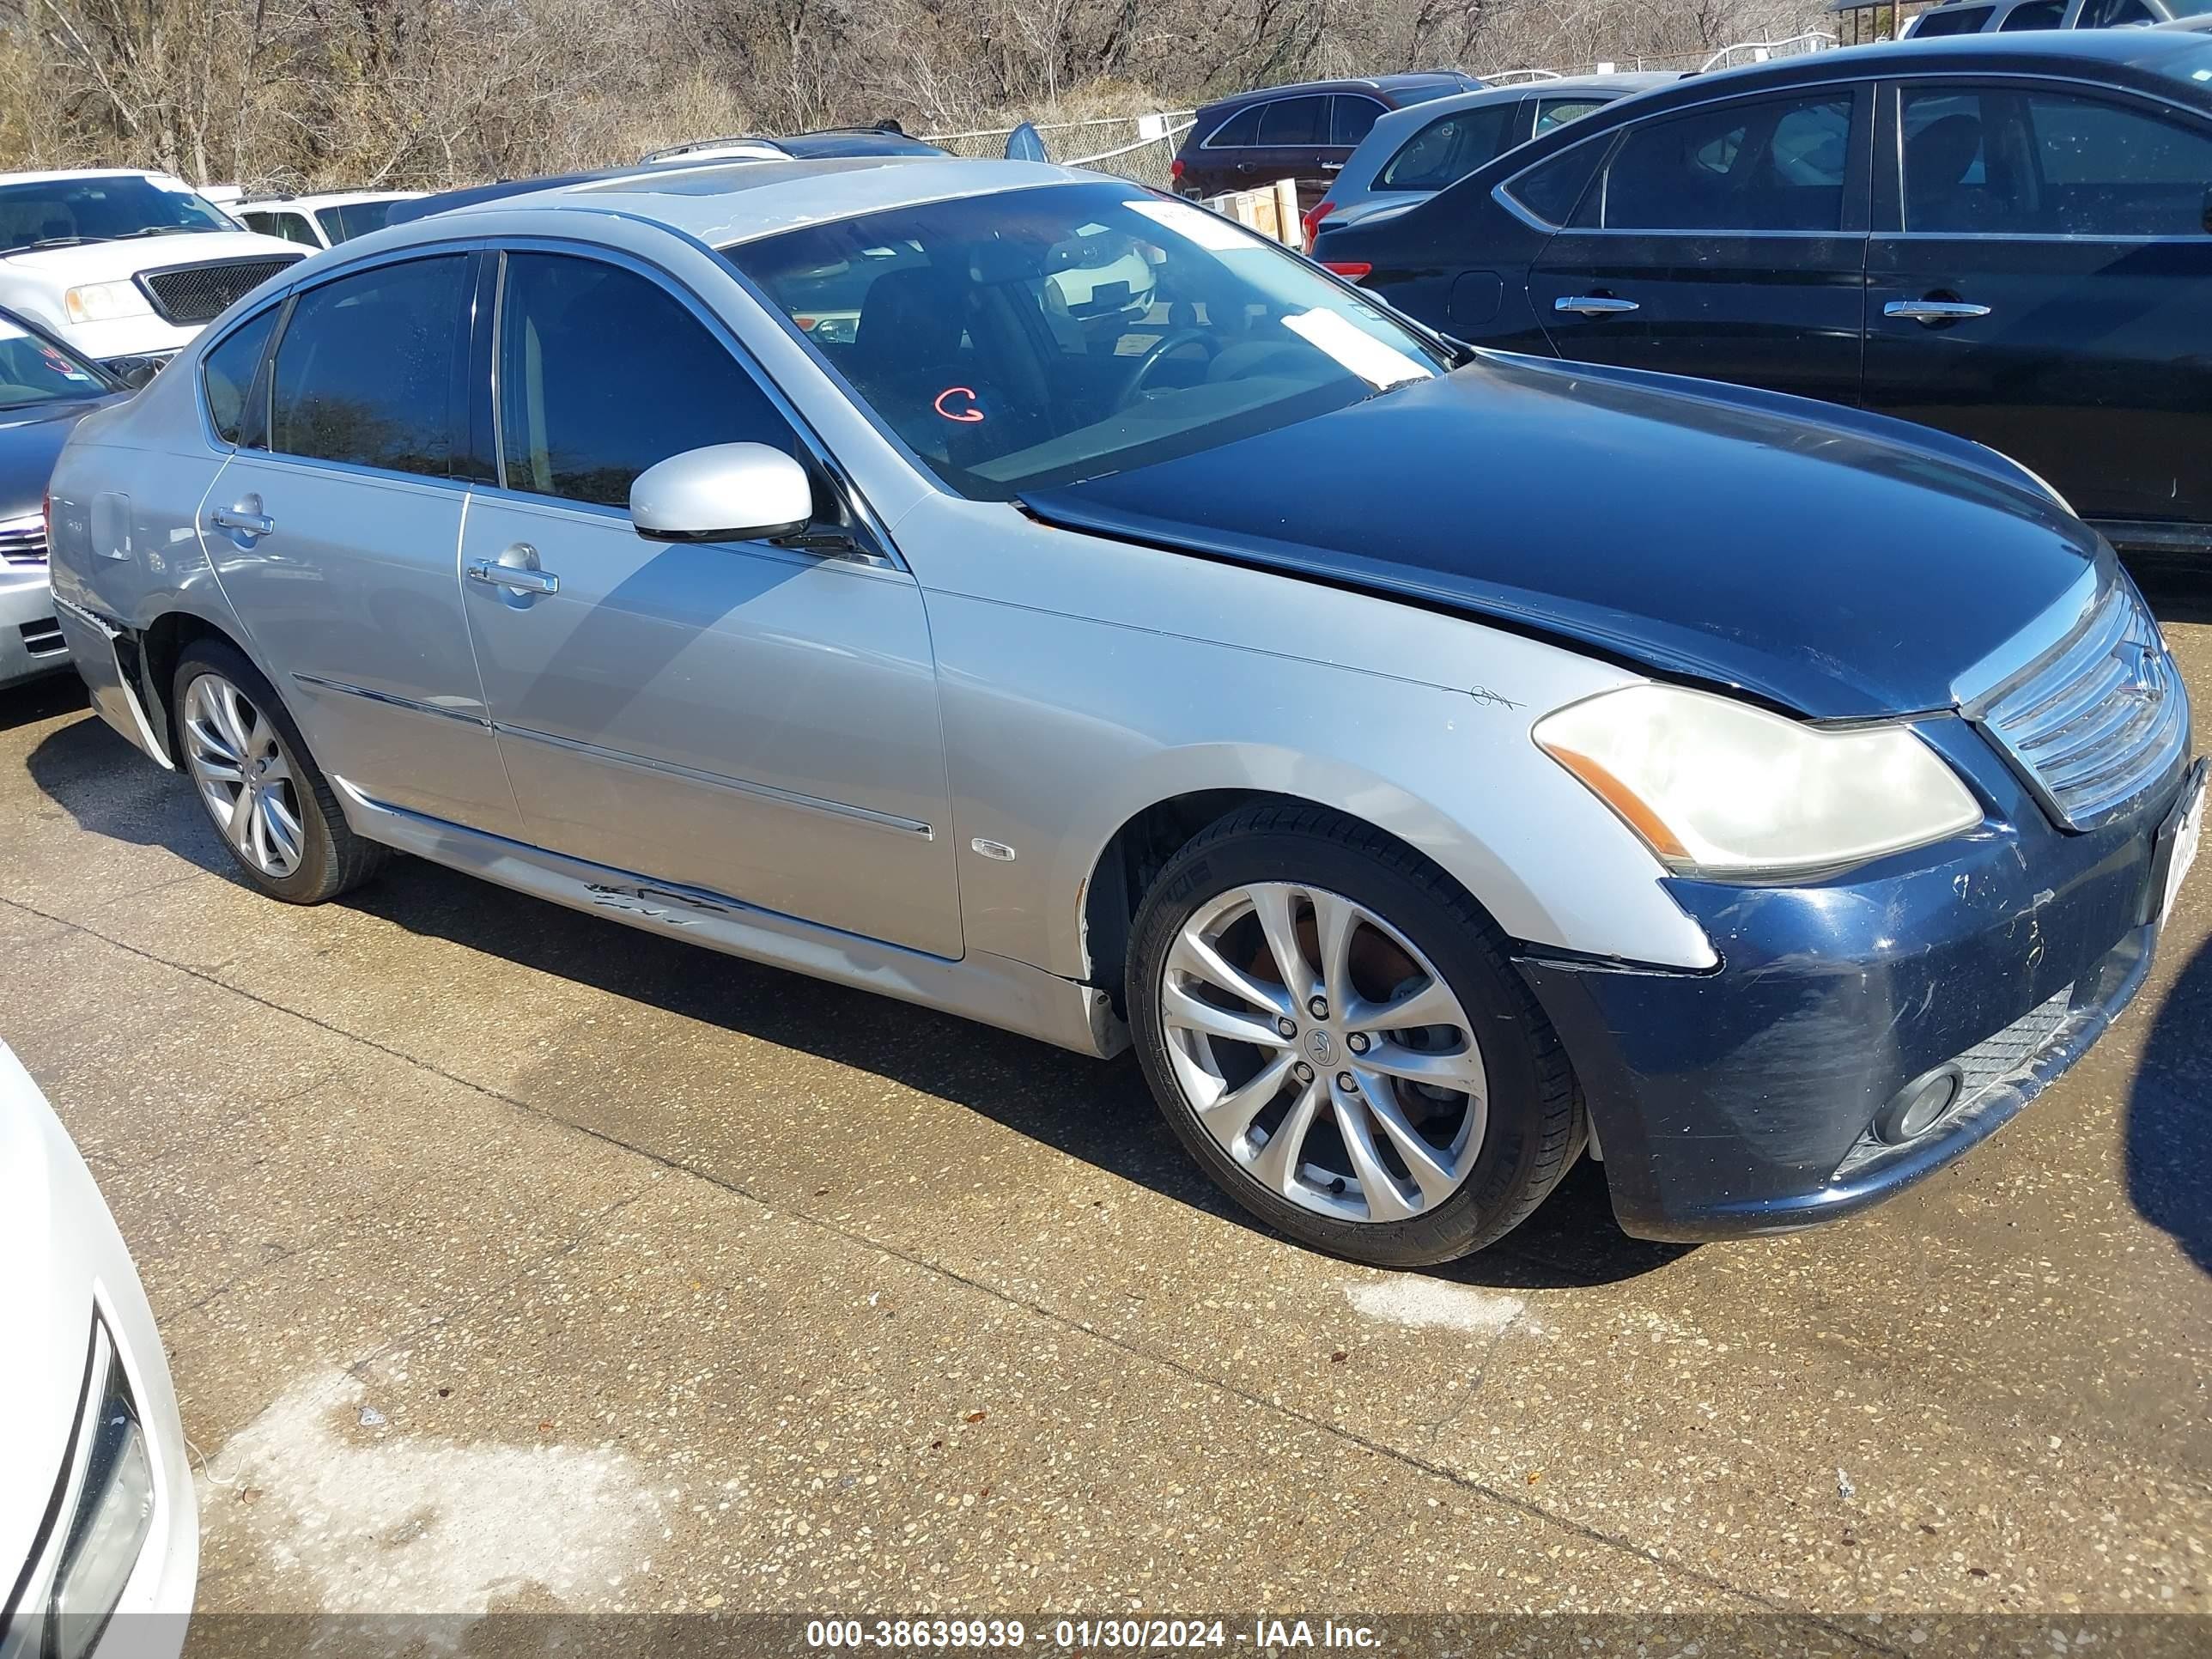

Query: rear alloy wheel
[173,639,386,903]
[1128,805,1584,1267]
[182,672,307,880]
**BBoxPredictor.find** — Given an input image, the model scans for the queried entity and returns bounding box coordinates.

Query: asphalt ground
[3,564,2208,1651]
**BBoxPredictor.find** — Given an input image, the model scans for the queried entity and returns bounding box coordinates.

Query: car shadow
[0,672,89,732]
[21,702,1680,1290]
[2127,932,2212,1279]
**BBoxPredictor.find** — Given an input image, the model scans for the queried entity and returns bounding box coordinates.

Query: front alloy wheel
[182,672,307,878]
[1127,805,1584,1267]
[1161,881,1487,1224]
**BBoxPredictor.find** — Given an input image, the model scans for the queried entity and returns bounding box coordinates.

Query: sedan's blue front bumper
[1516,720,2195,1243]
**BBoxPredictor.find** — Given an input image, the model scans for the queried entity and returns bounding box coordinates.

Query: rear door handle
[207,506,274,537]
[1885,299,1992,324]
[467,558,559,596]
[1554,295,1640,317]
[1321,161,1345,172]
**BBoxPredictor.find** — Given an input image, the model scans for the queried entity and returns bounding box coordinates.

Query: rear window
[1911,5,1993,34]
[1379,102,1516,191]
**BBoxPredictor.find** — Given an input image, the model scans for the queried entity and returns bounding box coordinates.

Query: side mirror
[114,357,161,390]
[629,443,812,544]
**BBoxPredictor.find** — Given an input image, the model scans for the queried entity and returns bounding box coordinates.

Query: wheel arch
[138,608,255,763]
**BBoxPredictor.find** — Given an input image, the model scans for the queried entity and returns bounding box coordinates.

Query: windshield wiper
[4,235,101,254]
[117,224,205,237]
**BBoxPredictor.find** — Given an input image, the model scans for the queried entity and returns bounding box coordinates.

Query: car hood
[0,229,304,284]
[0,397,115,517]
[1021,354,2102,719]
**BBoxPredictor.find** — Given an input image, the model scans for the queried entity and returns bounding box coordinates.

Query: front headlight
[9,1320,157,1659]
[1534,684,1981,879]
[62,282,152,325]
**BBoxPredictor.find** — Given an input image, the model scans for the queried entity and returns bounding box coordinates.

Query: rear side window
[270,254,467,477]
[496,252,804,509]
[1381,102,1516,191]
[1257,96,1328,146]
[1332,96,1387,147]
[1911,5,1994,34]
[203,306,279,447]
[1903,85,2212,235]
[1205,105,1264,148]
[1595,92,1855,232]
[1534,97,1610,136]
[2075,0,2154,21]
[1502,135,1609,224]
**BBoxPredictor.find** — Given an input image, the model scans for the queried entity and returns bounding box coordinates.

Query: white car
[234,191,425,251]
[0,170,306,375]
[0,1042,197,1657]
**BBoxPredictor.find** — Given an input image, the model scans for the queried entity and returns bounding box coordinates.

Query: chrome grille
[1972,583,2188,830]
[0,521,44,566]
[134,256,300,325]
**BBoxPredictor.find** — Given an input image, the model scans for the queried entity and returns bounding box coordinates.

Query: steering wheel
[1118,327,1219,404]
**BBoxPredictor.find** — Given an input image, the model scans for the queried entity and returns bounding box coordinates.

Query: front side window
[1902,85,2212,235]
[1379,101,1516,191]
[0,315,113,411]
[203,307,278,444]
[270,255,467,477]
[1596,91,1856,232]
[496,252,803,508]
[1332,96,1387,147]
[1997,1,2063,26]
[0,174,234,254]
[726,181,1450,501]
[1257,96,1328,146]
[2076,0,2154,21]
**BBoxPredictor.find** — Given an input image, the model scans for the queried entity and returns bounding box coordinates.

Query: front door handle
[1554,295,1640,317]
[207,504,274,538]
[1321,160,1345,172]
[1886,298,1992,325]
[467,544,560,599]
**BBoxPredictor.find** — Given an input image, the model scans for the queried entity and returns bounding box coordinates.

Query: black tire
[172,638,386,904]
[1127,803,1584,1267]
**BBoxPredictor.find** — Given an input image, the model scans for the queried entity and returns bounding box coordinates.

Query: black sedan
[1312,29,2212,556]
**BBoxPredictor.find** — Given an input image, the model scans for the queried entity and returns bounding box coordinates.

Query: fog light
[1874,1066,1963,1145]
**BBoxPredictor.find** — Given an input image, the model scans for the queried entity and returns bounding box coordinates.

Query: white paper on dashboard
[1279,308,1432,389]
[1123,198,1262,252]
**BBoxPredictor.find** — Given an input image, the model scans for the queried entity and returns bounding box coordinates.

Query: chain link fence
[921,112,1198,190]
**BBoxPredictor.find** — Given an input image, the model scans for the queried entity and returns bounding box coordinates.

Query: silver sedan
[47,159,2192,1265]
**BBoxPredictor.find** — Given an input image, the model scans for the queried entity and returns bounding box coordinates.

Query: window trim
[1876,70,2212,240]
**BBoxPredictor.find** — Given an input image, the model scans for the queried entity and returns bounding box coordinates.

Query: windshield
[0,314,112,409]
[315,198,404,243]
[0,175,234,254]
[724,181,1450,500]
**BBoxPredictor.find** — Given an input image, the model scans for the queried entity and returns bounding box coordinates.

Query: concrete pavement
[2,583,2208,1632]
